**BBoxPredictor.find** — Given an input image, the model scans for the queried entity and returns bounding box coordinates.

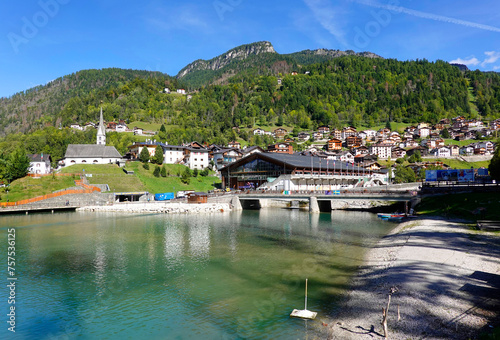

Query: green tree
[488,142,500,182]
[161,165,167,177]
[153,145,164,165]
[139,147,150,163]
[160,124,166,133]
[200,168,209,177]
[193,168,198,177]
[4,149,31,183]
[440,128,450,139]
[153,165,161,177]
[394,165,417,183]
[408,151,422,163]
[181,167,191,184]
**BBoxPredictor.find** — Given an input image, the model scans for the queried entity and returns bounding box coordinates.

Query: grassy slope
[417,192,500,221]
[0,175,77,203]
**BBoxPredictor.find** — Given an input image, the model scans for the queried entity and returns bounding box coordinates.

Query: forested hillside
[0,68,181,136]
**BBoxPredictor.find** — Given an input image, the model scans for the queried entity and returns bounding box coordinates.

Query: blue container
[154,192,175,201]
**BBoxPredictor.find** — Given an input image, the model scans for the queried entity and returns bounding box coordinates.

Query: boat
[378,213,406,222]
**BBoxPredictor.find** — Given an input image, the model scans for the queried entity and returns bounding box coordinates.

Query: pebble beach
[326,217,500,340]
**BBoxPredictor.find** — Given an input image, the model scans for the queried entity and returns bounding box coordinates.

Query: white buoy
[290,278,317,319]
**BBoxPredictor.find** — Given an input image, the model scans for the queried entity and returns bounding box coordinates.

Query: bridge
[234,185,420,212]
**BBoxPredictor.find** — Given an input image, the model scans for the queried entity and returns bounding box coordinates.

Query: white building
[369,143,393,159]
[28,154,52,175]
[60,107,124,167]
[185,147,210,170]
[163,145,185,164]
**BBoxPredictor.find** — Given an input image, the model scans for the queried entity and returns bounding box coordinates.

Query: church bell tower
[96,106,106,145]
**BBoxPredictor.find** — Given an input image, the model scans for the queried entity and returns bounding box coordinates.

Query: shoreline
[324,216,500,340]
[77,201,232,214]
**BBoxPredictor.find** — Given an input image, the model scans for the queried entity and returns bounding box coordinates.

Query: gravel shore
[326,217,500,340]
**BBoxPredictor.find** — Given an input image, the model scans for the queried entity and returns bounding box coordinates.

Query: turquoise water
[0,209,393,339]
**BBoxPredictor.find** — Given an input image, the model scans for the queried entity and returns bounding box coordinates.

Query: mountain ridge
[176,41,382,87]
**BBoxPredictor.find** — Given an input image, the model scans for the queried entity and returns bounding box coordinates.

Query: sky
[1,0,499,98]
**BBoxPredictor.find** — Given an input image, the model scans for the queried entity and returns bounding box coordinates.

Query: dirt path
[325,217,500,340]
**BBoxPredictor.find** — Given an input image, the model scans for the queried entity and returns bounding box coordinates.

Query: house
[133,127,143,135]
[352,145,369,156]
[127,141,163,160]
[391,147,407,159]
[242,146,264,158]
[274,128,288,139]
[460,145,475,156]
[253,128,265,135]
[106,122,117,130]
[331,129,342,140]
[327,138,342,151]
[115,121,128,132]
[84,122,96,130]
[369,143,394,159]
[176,89,186,94]
[184,146,210,170]
[162,144,185,164]
[389,132,402,144]
[406,146,429,157]
[213,148,243,170]
[476,141,495,154]
[361,130,376,141]
[338,151,354,163]
[70,124,83,130]
[312,131,323,140]
[346,136,362,148]
[417,127,430,138]
[228,141,241,149]
[298,132,310,141]
[431,147,451,158]
[449,145,460,157]
[354,153,377,164]
[318,125,330,135]
[341,127,357,140]
[267,143,293,154]
[28,154,52,175]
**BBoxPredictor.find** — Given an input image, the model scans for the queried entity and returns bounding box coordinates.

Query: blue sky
[1,0,499,98]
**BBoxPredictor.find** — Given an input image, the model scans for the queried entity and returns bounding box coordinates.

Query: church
[59,108,124,168]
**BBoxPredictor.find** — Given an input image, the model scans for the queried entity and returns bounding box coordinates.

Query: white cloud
[303,0,351,48]
[494,66,500,71]
[449,57,480,66]
[482,51,500,67]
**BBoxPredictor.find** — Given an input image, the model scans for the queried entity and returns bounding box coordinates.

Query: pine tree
[139,147,150,163]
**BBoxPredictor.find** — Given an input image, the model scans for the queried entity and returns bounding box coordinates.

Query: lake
[0,209,394,339]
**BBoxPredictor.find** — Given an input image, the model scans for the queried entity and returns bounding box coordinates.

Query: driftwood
[381,294,391,339]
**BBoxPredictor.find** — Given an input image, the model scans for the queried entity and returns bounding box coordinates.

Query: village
[28,111,498,187]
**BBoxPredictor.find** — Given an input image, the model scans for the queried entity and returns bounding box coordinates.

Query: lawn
[127,162,221,194]
[0,175,77,203]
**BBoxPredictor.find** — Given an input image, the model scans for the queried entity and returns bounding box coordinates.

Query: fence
[0,175,101,208]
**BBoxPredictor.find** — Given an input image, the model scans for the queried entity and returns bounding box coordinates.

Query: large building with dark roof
[219,152,387,190]
[60,108,124,167]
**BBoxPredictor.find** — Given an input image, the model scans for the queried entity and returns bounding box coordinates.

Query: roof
[221,152,370,172]
[28,154,52,162]
[65,144,122,158]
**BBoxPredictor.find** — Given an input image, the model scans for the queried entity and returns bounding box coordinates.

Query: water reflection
[0,209,393,340]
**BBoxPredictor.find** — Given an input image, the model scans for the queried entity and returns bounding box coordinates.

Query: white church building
[60,108,124,167]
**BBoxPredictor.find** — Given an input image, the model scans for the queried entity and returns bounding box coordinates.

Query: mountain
[176,41,381,88]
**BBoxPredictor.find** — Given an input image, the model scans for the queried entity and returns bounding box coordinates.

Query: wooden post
[381,294,391,339]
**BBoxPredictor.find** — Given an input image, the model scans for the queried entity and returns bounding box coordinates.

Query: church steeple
[96,106,106,145]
